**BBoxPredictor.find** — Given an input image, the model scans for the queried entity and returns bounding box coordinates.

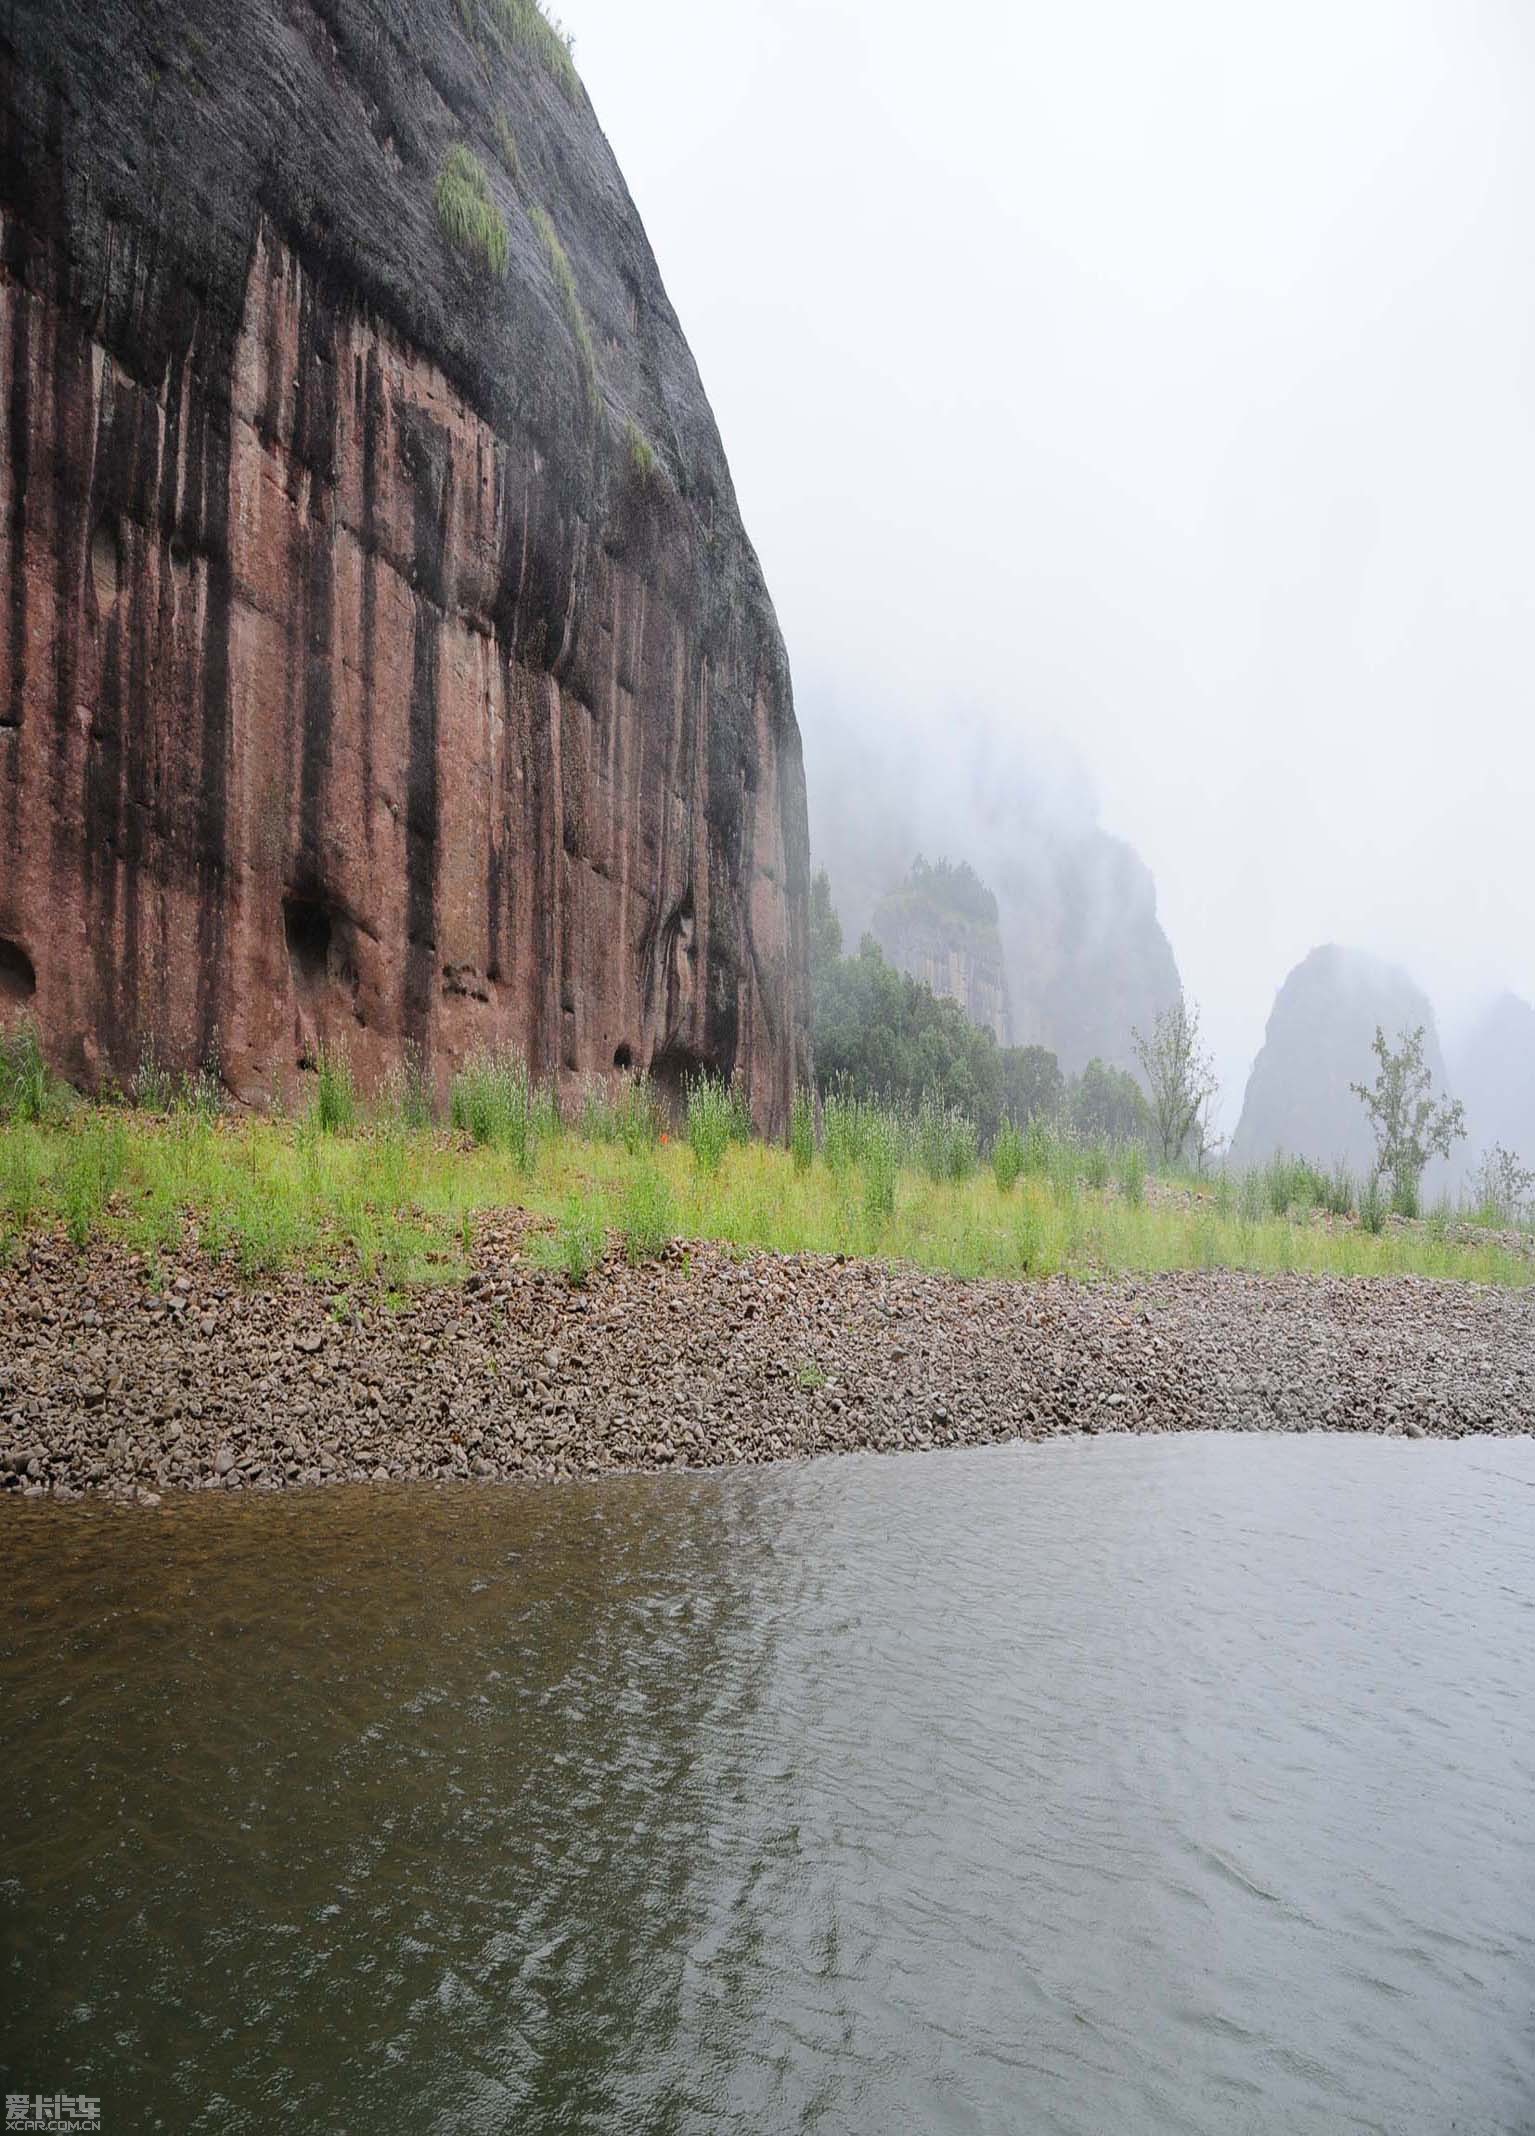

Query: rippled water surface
[4,1435,1534,2134]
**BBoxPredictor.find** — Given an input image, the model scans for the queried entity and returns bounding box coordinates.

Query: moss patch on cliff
[456,0,579,101]
[530,204,599,413]
[435,145,510,276]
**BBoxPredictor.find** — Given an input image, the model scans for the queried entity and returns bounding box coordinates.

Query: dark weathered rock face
[0,0,809,1124]
[871,858,1011,1042]
[1231,946,1453,1182]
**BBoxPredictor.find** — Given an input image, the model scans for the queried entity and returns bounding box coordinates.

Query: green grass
[449,1048,544,1168]
[1,1032,1532,1294]
[625,419,656,483]
[0,1021,50,1123]
[455,0,578,98]
[531,1190,608,1285]
[482,0,579,99]
[435,144,510,276]
[529,204,599,414]
[686,1073,749,1174]
[618,1163,674,1264]
[992,1120,1025,1193]
[492,111,522,187]
[790,1089,815,1175]
[312,1044,358,1135]
[0,1105,1528,1293]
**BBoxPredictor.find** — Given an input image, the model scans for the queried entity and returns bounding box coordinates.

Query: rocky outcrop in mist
[990,830,1180,1075]
[804,714,1180,1075]
[0,0,809,1125]
[871,859,1011,1043]
[1230,946,1455,1183]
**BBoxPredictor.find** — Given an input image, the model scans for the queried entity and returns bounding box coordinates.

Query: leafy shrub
[1023,1117,1053,1178]
[917,1096,977,1184]
[312,1044,357,1135]
[435,145,509,276]
[450,1050,539,1168]
[1237,1168,1268,1224]
[686,1074,745,1174]
[539,1193,607,1286]
[176,1042,225,1124]
[133,1039,174,1113]
[383,1043,435,1131]
[616,1078,661,1154]
[790,1088,815,1174]
[822,1085,864,1174]
[862,1112,898,1225]
[1264,1154,1306,1218]
[1359,1172,1387,1235]
[532,1081,563,1150]
[619,1166,673,1263]
[1117,1143,1146,1207]
[992,1120,1025,1193]
[0,1128,44,1230]
[1351,1024,1466,1213]
[0,1021,49,1124]
[58,1119,127,1249]
[1472,1143,1535,1229]
[1321,1164,1355,1219]
[579,1073,662,1154]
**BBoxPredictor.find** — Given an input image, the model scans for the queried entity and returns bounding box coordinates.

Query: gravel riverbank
[2,1221,1532,1500]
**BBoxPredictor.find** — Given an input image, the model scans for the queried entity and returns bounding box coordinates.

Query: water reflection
[4,1436,1533,2134]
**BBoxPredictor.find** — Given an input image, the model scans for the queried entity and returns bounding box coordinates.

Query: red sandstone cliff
[0,0,809,1127]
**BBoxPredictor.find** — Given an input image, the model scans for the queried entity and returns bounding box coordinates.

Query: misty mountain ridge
[1231,947,1457,1188]
[804,706,1182,1075]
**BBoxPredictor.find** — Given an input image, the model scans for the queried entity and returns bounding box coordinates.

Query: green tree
[1351,1025,1466,1202]
[812,931,1006,1140]
[1069,1058,1151,1144]
[999,1044,1063,1124]
[1132,993,1220,1168]
[808,868,843,979]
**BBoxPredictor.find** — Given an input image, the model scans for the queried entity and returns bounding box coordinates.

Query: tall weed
[992,1120,1025,1193]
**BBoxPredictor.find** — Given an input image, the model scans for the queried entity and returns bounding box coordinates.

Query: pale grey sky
[558,0,1535,1114]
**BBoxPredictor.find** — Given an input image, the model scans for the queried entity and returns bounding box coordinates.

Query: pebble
[0,1226,1530,1499]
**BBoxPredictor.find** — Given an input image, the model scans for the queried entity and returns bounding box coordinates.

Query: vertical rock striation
[0,0,809,1125]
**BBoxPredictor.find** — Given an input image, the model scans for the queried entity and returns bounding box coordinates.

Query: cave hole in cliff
[649,1040,712,1119]
[0,939,36,1005]
[283,894,334,988]
[612,1043,634,1071]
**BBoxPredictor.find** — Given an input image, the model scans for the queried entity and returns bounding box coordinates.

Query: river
[4,1434,1533,2133]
